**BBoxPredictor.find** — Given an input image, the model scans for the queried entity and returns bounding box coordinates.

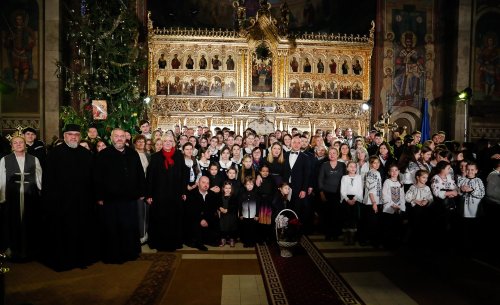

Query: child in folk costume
[238,177,260,248]
[430,161,459,248]
[340,161,363,245]
[218,182,238,247]
[359,156,383,246]
[381,164,406,249]
[457,162,485,253]
[405,169,433,248]
[257,164,276,242]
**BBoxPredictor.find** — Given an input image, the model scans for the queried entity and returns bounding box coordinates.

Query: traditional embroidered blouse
[340,174,364,203]
[405,184,433,207]
[431,174,457,199]
[363,169,382,206]
[382,179,406,214]
[457,177,485,218]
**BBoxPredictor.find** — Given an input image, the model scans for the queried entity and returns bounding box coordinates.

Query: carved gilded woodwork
[147,3,374,135]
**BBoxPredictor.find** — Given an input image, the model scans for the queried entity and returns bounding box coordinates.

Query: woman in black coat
[146,135,187,251]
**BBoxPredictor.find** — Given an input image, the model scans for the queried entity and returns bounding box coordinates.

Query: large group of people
[1,119,500,271]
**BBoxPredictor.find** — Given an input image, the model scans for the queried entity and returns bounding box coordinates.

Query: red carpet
[256,236,364,305]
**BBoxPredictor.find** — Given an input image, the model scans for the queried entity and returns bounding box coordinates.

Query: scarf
[162,148,175,169]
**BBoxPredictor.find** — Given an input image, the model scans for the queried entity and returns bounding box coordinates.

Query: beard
[65,141,78,148]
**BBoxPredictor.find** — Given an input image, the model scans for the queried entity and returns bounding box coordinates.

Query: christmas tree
[58,0,147,140]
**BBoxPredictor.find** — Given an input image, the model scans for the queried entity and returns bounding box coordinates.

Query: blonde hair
[266,142,285,164]
[239,154,256,183]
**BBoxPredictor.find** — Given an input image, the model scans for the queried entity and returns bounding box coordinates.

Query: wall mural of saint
[474,12,500,101]
[390,7,426,109]
[0,3,39,114]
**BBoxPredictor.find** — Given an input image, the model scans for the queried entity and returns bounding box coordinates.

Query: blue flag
[420,99,431,142]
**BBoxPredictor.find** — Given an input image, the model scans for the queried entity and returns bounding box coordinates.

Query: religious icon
[352,82,363,100]
[156,76,167,95]
[394,31,424,106]
[168,76,182,95]
[327,81,338,99]
[212,55,222,70]
[339,82,351,99]
[477,34,499,97]
[171,54,181,69]
[196,77,209,96]
[158,53,167,69]
[301,81,313,98]
[226,55,235,70]
[224,77,237,96]
[251,53,272,93]
[289,80,300,98]
[353,59,362,75]
[290,57,298,72]
[210,76,222,96]
[303,58,312,73]
[341,60,349,74]
[185,55,194,69]
[329,59,337,74]
[182,77,195,95]
[314,81,326,98]
[92,100,107,120]
[317,59,324,73]
[199,55,208,69]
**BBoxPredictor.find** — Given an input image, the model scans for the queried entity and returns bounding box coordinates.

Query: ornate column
[238,48,247,97]
[44,0,61,139]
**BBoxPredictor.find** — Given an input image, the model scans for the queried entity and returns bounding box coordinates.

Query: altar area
[147,1,374,135]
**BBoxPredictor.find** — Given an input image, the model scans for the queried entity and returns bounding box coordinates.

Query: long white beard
[66,141,78,148]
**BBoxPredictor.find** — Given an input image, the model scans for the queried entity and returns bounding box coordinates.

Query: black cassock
[94,146,146,263]
[42,143,97,271]
[146,150,186,251]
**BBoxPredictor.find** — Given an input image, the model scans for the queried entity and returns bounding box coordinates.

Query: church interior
[1,0,500,305]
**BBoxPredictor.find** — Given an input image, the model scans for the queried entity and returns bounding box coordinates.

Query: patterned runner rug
[256,236,364,305]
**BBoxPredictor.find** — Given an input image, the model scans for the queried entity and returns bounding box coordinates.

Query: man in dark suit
[185,176,219,251]
[283,135,311,221]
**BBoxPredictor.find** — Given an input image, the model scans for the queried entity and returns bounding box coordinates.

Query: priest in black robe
[94,128,146,263]
[146,134,186,251]
[41,124,98,271]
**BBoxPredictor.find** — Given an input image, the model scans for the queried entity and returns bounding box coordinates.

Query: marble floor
[160,235,500,305]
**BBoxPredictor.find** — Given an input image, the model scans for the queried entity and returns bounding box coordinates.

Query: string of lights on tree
[57,0,147,139]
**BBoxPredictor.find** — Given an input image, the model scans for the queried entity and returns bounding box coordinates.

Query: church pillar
[454,0,473,142]
[44,0,61,140]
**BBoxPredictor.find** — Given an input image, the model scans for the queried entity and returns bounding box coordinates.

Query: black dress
[146,150,186,251]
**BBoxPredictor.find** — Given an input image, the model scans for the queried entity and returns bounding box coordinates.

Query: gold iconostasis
[147,2,374,135]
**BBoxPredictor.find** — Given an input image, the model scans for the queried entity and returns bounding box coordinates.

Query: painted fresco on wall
[0,0,39,113]
[391,6,426,109]
[473,12,500,101]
